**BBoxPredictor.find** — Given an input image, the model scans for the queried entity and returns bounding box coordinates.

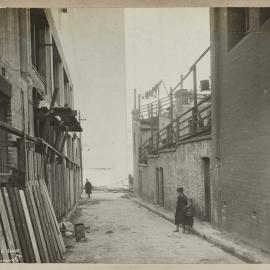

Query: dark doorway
[202,157,211,221]
[156,168,159,204]
[159,167,164,207]
[139,170,143,198]
[156,167,164,206]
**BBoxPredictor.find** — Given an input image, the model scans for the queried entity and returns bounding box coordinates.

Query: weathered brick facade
[0,8,82,219]
[210,8,270,251]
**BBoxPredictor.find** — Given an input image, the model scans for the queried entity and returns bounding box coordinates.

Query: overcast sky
[52,8,210,186]
[125,8,210,169]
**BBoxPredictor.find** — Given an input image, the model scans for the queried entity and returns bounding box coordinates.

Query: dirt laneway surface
[63,191,244,264]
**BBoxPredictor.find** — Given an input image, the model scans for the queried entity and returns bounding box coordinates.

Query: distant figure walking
[183,198,196,234]
[84,179,92,198]
[174,187,188,232]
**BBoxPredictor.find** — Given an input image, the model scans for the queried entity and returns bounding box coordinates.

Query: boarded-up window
[227,8,250,50]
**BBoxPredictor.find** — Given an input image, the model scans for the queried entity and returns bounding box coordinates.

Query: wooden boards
[0,185,65,263]
[0,145,82,263]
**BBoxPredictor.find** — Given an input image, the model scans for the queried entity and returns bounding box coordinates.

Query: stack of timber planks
[0,182,66,263]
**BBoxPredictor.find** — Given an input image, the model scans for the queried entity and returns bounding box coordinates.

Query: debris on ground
[120,194,130,199]
[85,224,91,233]
[60,221,74,232]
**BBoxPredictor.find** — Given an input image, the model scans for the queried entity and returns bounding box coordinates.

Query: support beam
[192,66,198,106]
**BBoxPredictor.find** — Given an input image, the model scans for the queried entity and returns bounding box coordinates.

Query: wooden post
[170,87,173,123]
[138,94,141,115]
[176,118,180,141]
[180,74,184,89]
[21,90,29,184]
[41,87,59,140]
[192,65,198,106]
[150,103,154,148]
[17,138,27,186]
[191,107,197,135]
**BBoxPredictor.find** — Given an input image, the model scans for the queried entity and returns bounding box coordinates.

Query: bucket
[74,223,85,241]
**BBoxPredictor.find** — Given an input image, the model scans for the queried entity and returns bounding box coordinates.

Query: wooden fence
[0,121,82,262]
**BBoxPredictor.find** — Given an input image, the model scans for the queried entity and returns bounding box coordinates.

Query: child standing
[183,198,196,234]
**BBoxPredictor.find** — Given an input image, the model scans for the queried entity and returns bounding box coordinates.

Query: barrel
[74,223,85,241]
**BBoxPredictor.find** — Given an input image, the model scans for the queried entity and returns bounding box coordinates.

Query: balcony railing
[138,95,211,164]
[137,46,210,121]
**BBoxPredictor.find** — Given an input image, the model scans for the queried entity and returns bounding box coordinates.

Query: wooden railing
[138,95,211,163]
[139,95,175,119]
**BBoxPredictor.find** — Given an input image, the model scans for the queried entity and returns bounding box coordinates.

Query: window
[30,9,49,82]
[64,71,70,107]
[227,8,250,50]
[52,38,61,104]
[260,8,270,26]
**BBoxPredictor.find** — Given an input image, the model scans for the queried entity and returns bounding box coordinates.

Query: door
[159,167,164,206]
[202,157,211,221]
[156,168,159,204]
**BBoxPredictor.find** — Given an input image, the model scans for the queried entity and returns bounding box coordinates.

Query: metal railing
[138,95,211,163]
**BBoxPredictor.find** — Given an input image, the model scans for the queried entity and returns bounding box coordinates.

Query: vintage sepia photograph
[0,0,269,265]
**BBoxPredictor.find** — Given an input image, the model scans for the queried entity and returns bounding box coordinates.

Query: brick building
[210,7,270,252]
[0,8,82,220]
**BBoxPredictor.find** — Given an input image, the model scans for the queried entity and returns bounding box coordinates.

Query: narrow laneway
[63,191,243,263]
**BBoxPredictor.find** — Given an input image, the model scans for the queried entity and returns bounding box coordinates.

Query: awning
[35,106,82,132]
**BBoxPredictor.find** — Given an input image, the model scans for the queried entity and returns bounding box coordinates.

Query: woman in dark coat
[174,187,188,232]
[84,179,92,198]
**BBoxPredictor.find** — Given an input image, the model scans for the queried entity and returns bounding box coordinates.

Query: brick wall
[211,8,270,251]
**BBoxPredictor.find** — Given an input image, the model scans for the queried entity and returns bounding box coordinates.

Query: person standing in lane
[174,187,188,232]
[84,179,92,198]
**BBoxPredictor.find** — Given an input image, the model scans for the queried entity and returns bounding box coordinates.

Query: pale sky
[125,8,210,169]
[52,8,210,186]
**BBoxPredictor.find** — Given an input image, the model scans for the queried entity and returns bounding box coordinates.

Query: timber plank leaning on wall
[32,184,56,262]
[19,190,41,263]
[38,182,62,259]
[13,188,36,262]
[2,187,22,255]
[0,191,16,261]
[24,185,49,262]
[7,187,30,262]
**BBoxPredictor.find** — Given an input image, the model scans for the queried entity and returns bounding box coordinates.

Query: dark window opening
[30,9,49,84]
[64,71,70,107]
[228,8,250,51]
[1,67,6,77]
[259,8,270,26]
[52,38,61,105]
